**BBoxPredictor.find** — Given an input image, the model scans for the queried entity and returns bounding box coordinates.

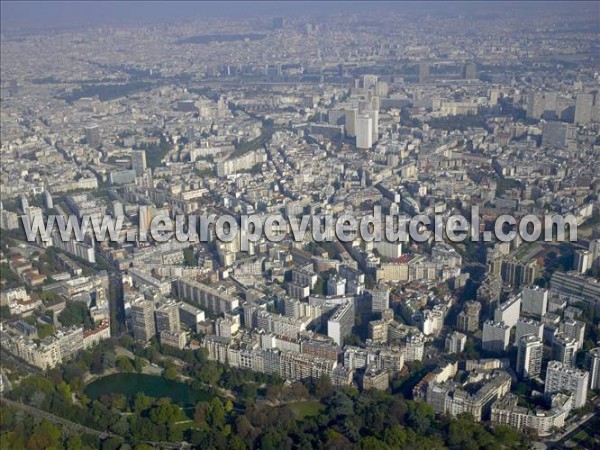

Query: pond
[84,373,213,406]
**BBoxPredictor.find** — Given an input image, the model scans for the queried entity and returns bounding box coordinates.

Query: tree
[315,375,334,399]
[406,401,434,434]
[26,420,62,450]
[134,356,147,373]
[37,323,55,340]
[163,365,178,381]
[208,398,226,428]
[116,356,135,372]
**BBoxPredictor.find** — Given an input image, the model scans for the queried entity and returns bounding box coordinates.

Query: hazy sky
[1,1,594,32]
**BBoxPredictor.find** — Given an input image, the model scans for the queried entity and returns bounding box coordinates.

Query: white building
[370,284,390,313]
[482,320,511,353]
[521,286,548,317]
[544,361,589,409]
[585,348,600,390]
[445,331,467,354]
[515,317,543,344]
[494,295,521,328]
[516,335,542,380]
[552,333,578,368]
[328,301,355,345]
[356,115,373,149]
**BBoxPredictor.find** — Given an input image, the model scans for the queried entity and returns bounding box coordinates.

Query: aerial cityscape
[0,1,599,449]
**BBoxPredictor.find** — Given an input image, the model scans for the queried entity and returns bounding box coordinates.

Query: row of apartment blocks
[0,319,111,370]
[199,328,425,388]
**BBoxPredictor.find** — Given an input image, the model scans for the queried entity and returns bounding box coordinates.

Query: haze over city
[0,1,599,449]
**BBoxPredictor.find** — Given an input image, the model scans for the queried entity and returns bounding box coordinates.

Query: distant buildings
[418,62,430,84]
[84,125,101,147]
[574,93,594,124]
[356,114,373,149]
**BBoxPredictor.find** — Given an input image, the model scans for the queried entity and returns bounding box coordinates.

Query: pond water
[84,373,212,406]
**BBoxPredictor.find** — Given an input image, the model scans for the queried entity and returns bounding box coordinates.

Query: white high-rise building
[482,320,511,353]
[345,108,358,137]
[445,331,467,354]
[589,239,600,265]
[131,299,156,342]
[545,361,589,409]
[521,286,548,317]
[494,295,521,328]
[132,150,147,176]
[552,333,578,368]
[328,301,355,345]
[560,319,586,350]
[364,109,379,141]
[363,74,378,90]
[585,348,600,390]
[356,114,373,149]
[574,93,594,124]
[515,317,544,344]
[370,284,390,313]
[574,250,591,274]
[517,335,542,379]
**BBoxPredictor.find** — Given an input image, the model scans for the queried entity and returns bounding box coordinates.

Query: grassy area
[287,400,324,419]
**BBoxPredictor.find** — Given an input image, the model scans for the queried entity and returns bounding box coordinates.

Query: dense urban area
[1,2,600,449]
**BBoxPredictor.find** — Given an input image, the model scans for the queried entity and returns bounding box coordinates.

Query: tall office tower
[154,302,181,333]
[589,239,600,265]
[494,295,521,328]
[545,361,589,409]
[516,335,543,379]
[44,190,53,209]
[84,125,101,147]
[138,204,157,242]
[364,109,379,141]
[585,348,600,390]
[131,299,156,341]
[356,115,373,149]
[515,317,543,344]
[371,95,380,111]
[345,108,358,137]
[456,300,481,333]
[370,284,390,313]
[542,122,569,148]
[574,250,591,274]
[544,92,558,114]
[552,333,578,368]
[527,92,545,119]
[482,320,511,353]
[574,93,594,124]
[521,286,548,317]
[363,74,378,90]
[20,195,29,212]
[131,150,147,177]
[462,62,477,80]
[375,80,389,97]
[328,108,346,126]
[418,63,430,83]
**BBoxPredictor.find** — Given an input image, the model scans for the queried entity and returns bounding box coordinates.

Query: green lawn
[287,400,324,419]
